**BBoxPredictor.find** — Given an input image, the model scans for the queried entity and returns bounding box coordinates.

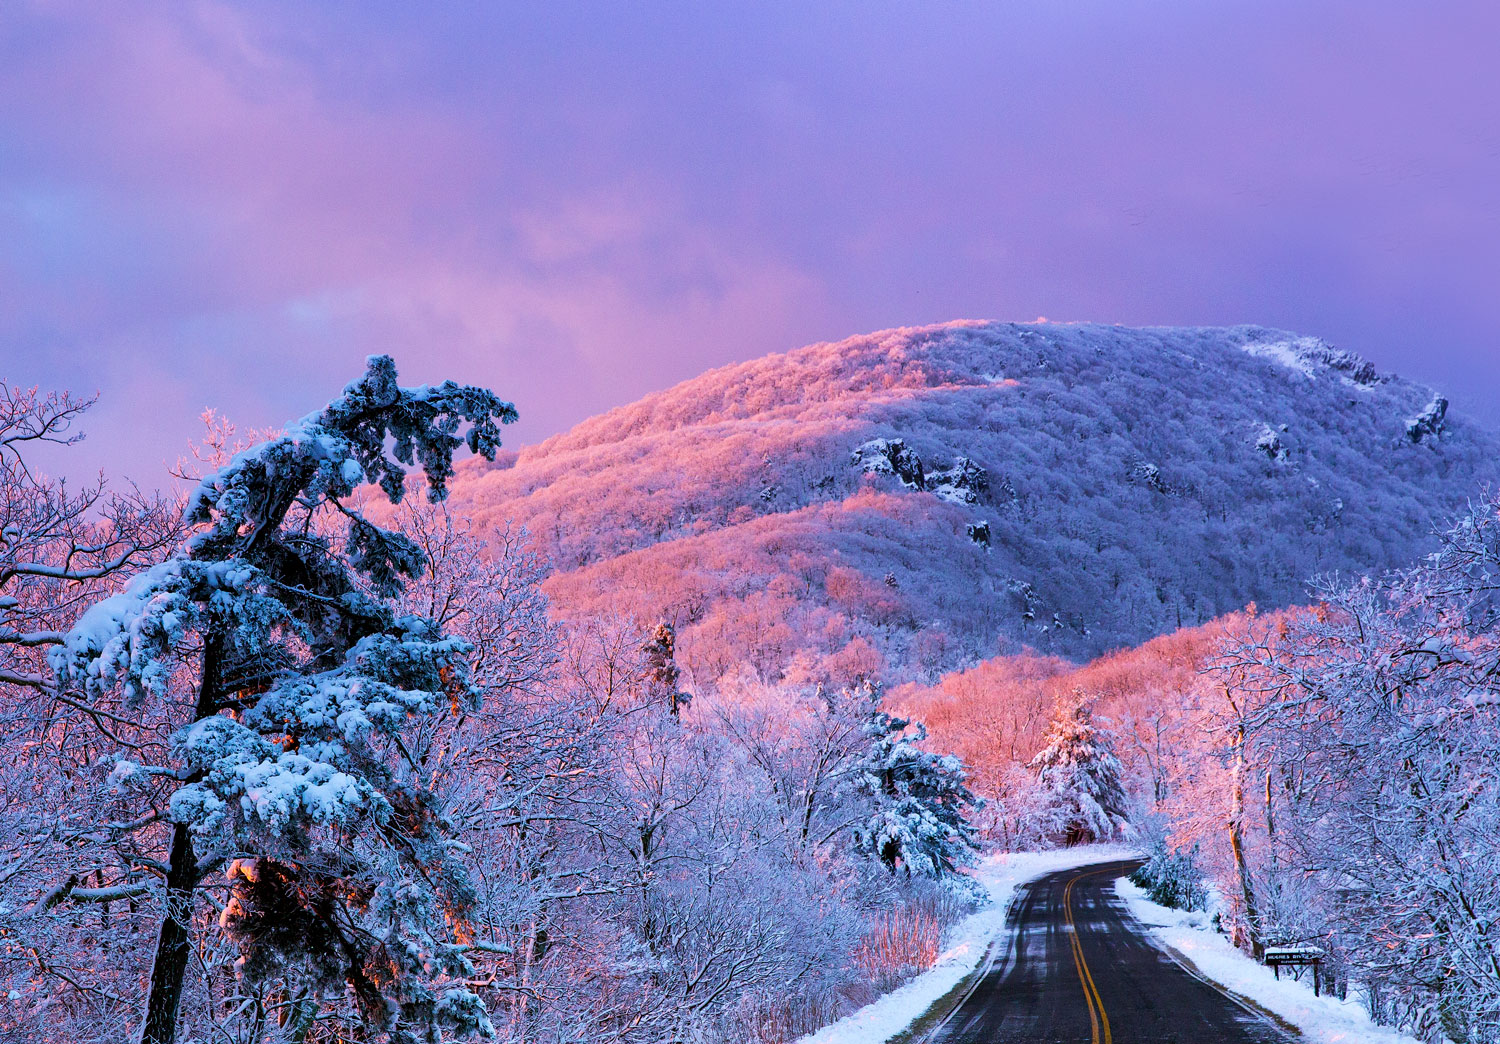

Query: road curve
[930,860,1291,1044]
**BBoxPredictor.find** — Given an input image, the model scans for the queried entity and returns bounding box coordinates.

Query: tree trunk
[137,630,223,1044]
[1263,764,1280,884]
[136,823,199,1044]
[1264,766,1275,841]
[1228,718,1263,959]
[637,819,658,952]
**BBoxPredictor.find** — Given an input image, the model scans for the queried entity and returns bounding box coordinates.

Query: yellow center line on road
[1064,870,1113,1044]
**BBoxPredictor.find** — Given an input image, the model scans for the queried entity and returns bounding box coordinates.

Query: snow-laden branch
[25,873,154,914]
[0,627,66,646]
[0,666,48,689]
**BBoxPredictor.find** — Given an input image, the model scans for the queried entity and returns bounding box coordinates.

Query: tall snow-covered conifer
[52,357,516,1044]
[851,692,979,879]
[1030,693,1129,845]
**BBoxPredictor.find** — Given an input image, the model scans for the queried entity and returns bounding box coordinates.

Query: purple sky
[3,1,1498,485]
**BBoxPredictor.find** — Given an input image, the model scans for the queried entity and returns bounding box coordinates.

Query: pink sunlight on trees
[9,320,1498,1042]
[0,362,982,1044]
[5,5,1500,1043]
[420,322,1500,678]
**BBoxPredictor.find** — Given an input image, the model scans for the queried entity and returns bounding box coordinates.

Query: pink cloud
[3,0,1499,486]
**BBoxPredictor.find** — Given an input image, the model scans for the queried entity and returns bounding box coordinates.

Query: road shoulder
[1114,876,1421,1044]
[793,844,1138,1044]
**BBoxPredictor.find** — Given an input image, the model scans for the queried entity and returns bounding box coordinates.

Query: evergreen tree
[642,621,690,716]
[1030,693,1129,845]
[52,356,516,1044]
[851,691,979,879]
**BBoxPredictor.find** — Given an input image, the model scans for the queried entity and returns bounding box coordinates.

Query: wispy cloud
[2,0,1498,483]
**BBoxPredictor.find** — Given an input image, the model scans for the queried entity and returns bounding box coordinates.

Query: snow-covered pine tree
[1029,693,1129,846]
[851,689,979,879]
[52,356,516,1044]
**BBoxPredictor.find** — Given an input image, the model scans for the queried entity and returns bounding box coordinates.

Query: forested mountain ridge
[440,320,1500,680]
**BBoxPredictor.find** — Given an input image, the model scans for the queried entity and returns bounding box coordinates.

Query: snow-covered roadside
[1115,877,1420,1044]
[795,844,1138,1044]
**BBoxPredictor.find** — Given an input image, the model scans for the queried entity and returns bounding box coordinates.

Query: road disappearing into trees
[930,861,1290,1044]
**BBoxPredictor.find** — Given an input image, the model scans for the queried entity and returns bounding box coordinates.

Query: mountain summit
[444,321,1500,681]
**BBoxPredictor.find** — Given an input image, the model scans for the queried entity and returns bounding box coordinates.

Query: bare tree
[0,382,181,1044]
[1213,498,1500,1041]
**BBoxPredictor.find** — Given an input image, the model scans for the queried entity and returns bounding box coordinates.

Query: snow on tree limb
[37,356,516,1044]
[185,353,516,561]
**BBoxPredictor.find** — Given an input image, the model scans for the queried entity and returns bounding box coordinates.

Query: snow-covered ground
[794,844,1137,1044]
[1115,876,1420,1044]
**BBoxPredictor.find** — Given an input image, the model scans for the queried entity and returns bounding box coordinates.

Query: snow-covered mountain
[442,321,1500,681]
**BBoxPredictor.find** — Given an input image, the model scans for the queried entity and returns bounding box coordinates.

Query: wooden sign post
[1262,946,1325,996]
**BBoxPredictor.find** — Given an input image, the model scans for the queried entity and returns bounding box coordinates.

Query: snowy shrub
[850,886,960,990]
[1129,840,1208,912]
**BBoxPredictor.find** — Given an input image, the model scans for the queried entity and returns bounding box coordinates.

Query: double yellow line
[1063,870,1112,1044]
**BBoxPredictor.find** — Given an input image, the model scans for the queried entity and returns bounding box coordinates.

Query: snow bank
[795,844,1137,1044]
[1114,877,1420,1044]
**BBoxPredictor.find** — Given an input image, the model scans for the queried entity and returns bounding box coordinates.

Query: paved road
[931,860,1290,1044]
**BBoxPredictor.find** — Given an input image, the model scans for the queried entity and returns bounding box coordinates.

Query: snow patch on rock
[1255,424,1291,465]
[852,438,925,489]
[1240,338,1324,378]
[1406,395,1448,444]
[1238,337,1380,387]
[928,457,988,504]
[967,520,991,549]
[853,441,987,504]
